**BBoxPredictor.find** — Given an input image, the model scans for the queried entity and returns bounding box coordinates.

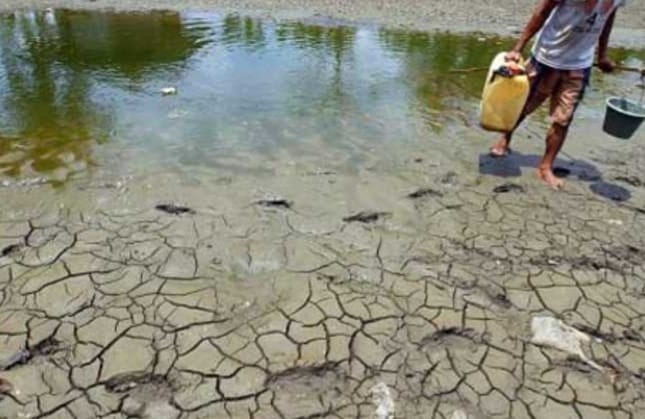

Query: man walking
[490,0,626,189]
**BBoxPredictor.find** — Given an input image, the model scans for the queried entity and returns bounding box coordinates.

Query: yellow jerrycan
[480,52,530,132]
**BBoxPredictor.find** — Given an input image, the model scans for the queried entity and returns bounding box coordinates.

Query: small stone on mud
[343,211,391,224]
[155,204,195,215]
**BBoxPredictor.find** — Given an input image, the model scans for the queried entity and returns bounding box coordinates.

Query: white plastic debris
[370,382,395,419]
[607,219,623,226]
[160,87,177,96]
[531,316,602,371]
[450,410,469,419]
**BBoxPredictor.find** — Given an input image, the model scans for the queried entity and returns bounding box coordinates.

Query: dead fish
[0,335,63,371]
[407,188,443,199]
[0,350,29,371]
[343,211,391,224]
[493,183,525,194]
[255,199,292,209]
[1,244,21,257]
[155,204,195,215]
[421,327,477,345]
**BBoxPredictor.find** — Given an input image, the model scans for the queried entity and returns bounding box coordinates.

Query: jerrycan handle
[490,63,527,83]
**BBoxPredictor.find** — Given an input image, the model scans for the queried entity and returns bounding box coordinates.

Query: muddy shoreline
[1,4,645,419]
[1,0,644,48]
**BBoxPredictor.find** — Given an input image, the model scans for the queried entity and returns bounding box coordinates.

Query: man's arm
[507,0,561,61]
[597,10,617,72]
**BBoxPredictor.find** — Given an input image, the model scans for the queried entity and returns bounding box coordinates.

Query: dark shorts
[522,57,591,127]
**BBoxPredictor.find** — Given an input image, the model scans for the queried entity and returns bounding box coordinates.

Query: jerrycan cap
[494,61,526,78]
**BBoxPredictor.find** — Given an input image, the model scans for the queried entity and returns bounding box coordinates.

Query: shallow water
[0,10,643,185]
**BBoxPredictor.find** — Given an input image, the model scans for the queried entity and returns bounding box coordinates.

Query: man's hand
[505,51,522,63]
[597,56,616,73]
[597,11,617,73]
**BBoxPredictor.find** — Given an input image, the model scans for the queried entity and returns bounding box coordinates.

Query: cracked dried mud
[1,151,645,418]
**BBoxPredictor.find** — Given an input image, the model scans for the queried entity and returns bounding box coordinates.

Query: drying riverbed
[1,6,645,419]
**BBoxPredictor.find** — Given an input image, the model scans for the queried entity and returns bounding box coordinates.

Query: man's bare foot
[537,166,564,189]
[490,137,511,157]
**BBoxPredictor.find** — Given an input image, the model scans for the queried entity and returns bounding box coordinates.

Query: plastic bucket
[602,97,645,139]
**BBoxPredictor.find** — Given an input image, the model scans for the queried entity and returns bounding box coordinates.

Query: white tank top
[532,0,626,70]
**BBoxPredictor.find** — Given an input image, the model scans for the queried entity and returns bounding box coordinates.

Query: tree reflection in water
[0,10,205,183]
[378,30,511,110]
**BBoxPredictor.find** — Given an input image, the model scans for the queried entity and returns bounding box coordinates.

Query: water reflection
[0,10,642,184]
[0,10,207,181]
[221,15,267,50]
[277,21,356,54]
[54,10,208,77]
[378,30,513,108]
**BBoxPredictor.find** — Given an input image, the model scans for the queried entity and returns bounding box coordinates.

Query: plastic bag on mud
[531,316,602,370]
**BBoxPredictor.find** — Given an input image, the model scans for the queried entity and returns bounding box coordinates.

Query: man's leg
[536,68,588,189]
[490,115,525,157]
[537,123,568,188]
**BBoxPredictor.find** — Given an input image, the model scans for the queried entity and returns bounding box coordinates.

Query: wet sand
[1,0,644,47]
